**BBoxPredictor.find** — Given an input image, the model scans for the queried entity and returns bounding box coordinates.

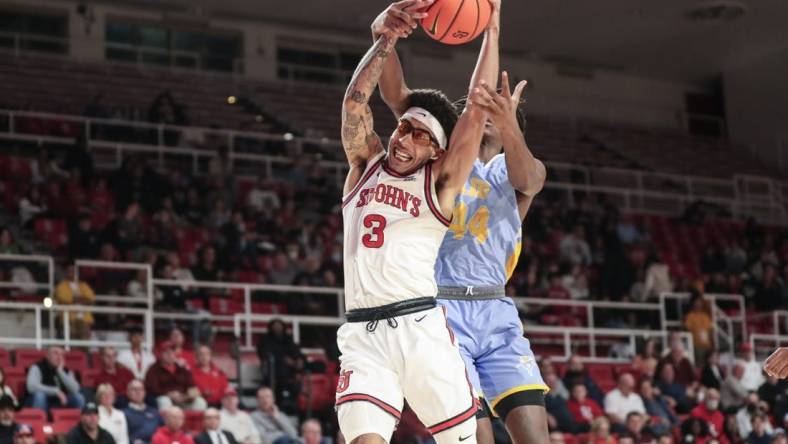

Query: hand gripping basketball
[372,0,436,40]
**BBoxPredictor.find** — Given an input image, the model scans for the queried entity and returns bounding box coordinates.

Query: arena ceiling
[87,0,788,83]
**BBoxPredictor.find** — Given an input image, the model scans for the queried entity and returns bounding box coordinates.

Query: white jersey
[342,152,451,311]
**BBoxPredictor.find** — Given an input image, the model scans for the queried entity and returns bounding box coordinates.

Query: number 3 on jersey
[362,214,387,248]
[448,202,489,243]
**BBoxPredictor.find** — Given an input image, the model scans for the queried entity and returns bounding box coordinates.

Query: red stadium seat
[4,366,27,399]
[81,368,101,388]
[0,347,10,367]
[298,373,334,412]
[28,421,53,443]
[50,408,81,425]
[15,349,46,369]
[16,408,47,423]
[64,350,88,378]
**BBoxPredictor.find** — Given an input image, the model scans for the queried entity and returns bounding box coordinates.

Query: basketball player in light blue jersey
[372,2,549,444]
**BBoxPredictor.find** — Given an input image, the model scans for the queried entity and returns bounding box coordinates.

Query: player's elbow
[514,160,546,196]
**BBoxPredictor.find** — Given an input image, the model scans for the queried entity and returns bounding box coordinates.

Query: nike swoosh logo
[459,435,472,441]
[415,315,427,322]
[428,9,441,35]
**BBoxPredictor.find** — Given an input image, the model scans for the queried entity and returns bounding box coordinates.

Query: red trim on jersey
[336,393,402,420]
[424,162,451,227]
[381,158,420,178]
[342,159,382,208]
[427,403,477,435]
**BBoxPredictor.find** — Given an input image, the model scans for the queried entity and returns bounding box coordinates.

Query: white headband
[400,106,447,149]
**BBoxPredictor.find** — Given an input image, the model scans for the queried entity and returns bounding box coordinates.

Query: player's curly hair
[406,89,459,145]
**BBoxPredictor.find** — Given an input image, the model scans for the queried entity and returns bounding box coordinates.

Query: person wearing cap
[12,424,35,444]
[219,387,259,444]
[65,403,116,444]
[96,384,128,444]
[742,343,766,392]
[144,341,206,411]
[191,345,228,407]
[95,347,135,405]
[117,327,156,380]
[123,379,162,444]
[0,396,19,444]
[194,408,238,444]
[150,407,194,444]
[26,346,85,411]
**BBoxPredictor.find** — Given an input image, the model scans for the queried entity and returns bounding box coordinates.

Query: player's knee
[433,416,477,444]
[475,418,494,444]
[349,434,388,444]
[503,405,549,444]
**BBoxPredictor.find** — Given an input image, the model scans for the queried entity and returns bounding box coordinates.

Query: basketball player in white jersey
[335,1,500,444]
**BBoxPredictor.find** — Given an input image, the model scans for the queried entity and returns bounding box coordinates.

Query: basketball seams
[438,0,467,42]
[469,0,481,42]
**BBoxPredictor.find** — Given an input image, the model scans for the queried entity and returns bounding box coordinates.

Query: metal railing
[0,31,68,56]
[233,313,343,349]
[0,254,54,293]
[660,292,746,355]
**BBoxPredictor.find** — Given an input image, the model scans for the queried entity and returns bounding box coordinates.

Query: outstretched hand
[372,0,435,39]
[764,347,788,379]
[470,71,527,129]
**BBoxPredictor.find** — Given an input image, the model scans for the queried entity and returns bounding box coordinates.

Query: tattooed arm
[341,33,397,196]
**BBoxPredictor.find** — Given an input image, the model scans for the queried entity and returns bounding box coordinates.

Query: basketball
[420,0,492,45]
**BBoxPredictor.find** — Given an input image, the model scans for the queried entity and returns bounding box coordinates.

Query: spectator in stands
[625,412,655,444]
[144,341,206,411]
[117,327,156,380]
[740,344,766,392]
[641,253,673,301]
[66,402,115,444]
[64,131,94,188]
[0,370,17,408]
[0,228,21,255]
[97,384,128,444]
[148,91,188,147]
[680,417,711,444]
[299,419,323,444]
[123,379,162,444]
[151,407,193,444]
[30,149,68,185]
[11,424,34,444]
[690,388,725,440]
[250,387,298,444]
[268,253,297,286]
[754,265,783,313]
[685,293,714,364]
[194,408,237,444]
[657,334,696,387]
[207,199,230,232]
[588,417,615,444]
[724,414,744,444]
[255,320,304,405]
[19,187,46,228]
[722,361,750,411]
[737,393,773,439]
[95,347,135,404]
[192,345,228,407]
[165,252,195,285]
[702,350,725,390]
[748,413,772,444]
[562,355,604,405]
[603,373,646,431]
[69,216,101,260]
[772,429,787,444]
[157,264,188,311]
[220,387,259,444]
[656,362,690,413]
[26,346,85,411]
[247,178,281,216]
[639,378,677,436]
[757,376,780,408]
[167,328,195,371]
[560,225,592,266]
[54,264,96,340]
[544,371,581,433]
[567,382,603,429]
[0,396,18,444]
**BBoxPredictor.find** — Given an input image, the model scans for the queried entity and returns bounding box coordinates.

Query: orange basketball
[420,0,492,45]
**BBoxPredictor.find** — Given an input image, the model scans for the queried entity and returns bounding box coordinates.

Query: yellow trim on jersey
[489,384,551,416]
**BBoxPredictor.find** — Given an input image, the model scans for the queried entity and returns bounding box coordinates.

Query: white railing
[3,109,786,222]
[524,325,694,363]
[233,313,343,349]
[0,31,68,56]
[0,301,153,351]
[660,292,746,355]
[0,254,54,293]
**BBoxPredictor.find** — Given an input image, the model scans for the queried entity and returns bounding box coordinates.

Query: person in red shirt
[145,340,207,410]
[566,382,603,429]
[94,347,135,404]
[191,345,228,406]
[151,407,195,444]
[689,388,728,444]
[169,328,195,371]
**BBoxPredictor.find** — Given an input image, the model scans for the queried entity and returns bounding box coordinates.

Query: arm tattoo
[341,34,395,160]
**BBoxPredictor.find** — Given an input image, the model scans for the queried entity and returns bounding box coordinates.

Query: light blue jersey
[435,153,522,287]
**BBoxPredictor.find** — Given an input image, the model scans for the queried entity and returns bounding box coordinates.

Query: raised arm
[341,32,397,195]
[433,0,501,216]
[371,0,434,117]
